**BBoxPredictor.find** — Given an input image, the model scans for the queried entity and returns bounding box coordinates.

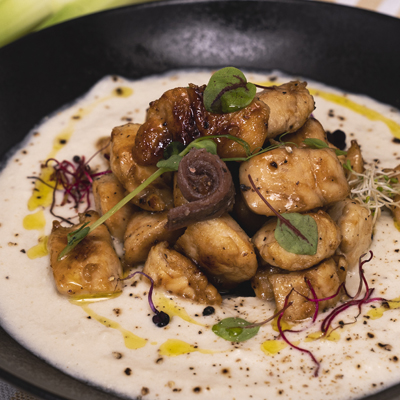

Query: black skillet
[0,0,400,399]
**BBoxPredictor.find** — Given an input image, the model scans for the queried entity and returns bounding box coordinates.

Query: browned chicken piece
[344,140,364,174]
[327,199,373,269]
[251,264,283,301]
[257,81,315,138]
[124,211,184,266]
[92,173,137,242]
[96,136,111,161]
[239,146,350,216]
[110,123,173,211]
[131,84,270,165]
[175,213,258,290]
[282,117,328,147]
[48,211,122,297]
[267,256,347,322]
[143,242,222,305]
[252,210,341,271]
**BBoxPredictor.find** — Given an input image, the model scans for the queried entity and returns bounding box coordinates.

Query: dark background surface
[0,0,400,399]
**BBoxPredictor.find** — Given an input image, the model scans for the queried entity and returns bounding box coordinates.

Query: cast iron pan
[0,0,400,399]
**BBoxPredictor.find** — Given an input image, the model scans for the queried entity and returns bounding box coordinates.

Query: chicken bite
[110,123,173,211]
[176,213,258,290]
[282,117,328,147]
[327,199,373,269]
[253,210,341,271]
[143,242,222,305]
[124,211,184,266]
[257,81,315,138]
[239,146,349,216]
[48,211,122,297]
[92,173,136,242]
[267,256,347,322]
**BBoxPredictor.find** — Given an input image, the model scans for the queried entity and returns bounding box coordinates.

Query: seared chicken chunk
[282,117,328,147]
[327,199,373,269]
[110,123,173,211]
[258,81,315,138]
[124,211,184,266]
[251,264,283,301]
[176,214,257,290]
[253,210,341,271]
[93,173,136,242]
[48,211,122,297]
[143,242,222,305]
[132,85,270,165]
[239,146,349,216]
[267,256,347,321]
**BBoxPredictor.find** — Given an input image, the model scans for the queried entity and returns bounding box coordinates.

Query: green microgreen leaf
[203,67,256,114]
[163,141,185,159]
[303,138,347,156]
[343,159,353,171]
[156,154,182,171]
[58,222,90,260]
[186,138,218,155]
[212,317,260,342]
[275,213,318,256]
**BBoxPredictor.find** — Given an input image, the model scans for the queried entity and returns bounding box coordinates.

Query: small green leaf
[156,154,183,171]
[204,67,256,114]
[163,141,185,159]
[275,213,318,255]
[343,159,353,171]
[58,222,90,260]
[303,138,347,156]
[212,317,260,342]
[186,138,217,155]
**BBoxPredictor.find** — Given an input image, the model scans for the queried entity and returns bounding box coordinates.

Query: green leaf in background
[303,138,347,156]
[203,67,256,114]
[212,317,260,342]
[186,138,218,154]
[156,154,182,171]
[275,213,318,255]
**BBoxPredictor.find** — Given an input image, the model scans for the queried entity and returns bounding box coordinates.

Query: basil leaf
[204,67,256,114]
[275,213,318,255]
[212,317,260,342]
[303,138,347,156]
[156,154,182,171]
[58,222,90,260]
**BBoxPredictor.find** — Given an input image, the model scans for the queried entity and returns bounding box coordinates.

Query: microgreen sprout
[345,161,400,225]
[122,271,170,327]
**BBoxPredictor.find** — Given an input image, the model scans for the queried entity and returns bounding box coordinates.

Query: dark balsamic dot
[73,155,81,163]
[326,129,346,150]
[153,311,170,327]
[202,306,215,316]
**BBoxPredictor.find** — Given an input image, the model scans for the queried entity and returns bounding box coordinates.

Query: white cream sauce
[1,71,400,400]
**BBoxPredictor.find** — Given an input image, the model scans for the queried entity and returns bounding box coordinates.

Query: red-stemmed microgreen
[248,174,318,255]
[121,271,170,327]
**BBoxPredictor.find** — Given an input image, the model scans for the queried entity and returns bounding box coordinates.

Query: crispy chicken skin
[267,256,347,321]
[327,199,373,269]
[239,146,349,216]
[48,211,122,297]
[257,81,315,138]
[253,210,341,271]
[143,242,222,305]
[110,123,173,211]
[132,85,270,165]
[176,213,258,290]
[124,211,184,266]
[92,173,136,242]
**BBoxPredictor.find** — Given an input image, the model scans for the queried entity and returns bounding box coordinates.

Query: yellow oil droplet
[70,292,121,303]
[28,166,55,211]
[23,210,46,230]
[27,236,49,259]
[77,303,147,349]
[305,329,340,342]
[113,87,133,98]
[154,293,204,326]
[366,308,384,320]
[308,88,400,139]
[159,339,214,357]
[394,221,400,232]
[388,296,400,309]
[256,80,400,140]
[261,340,288,355]
[272,315,292,332]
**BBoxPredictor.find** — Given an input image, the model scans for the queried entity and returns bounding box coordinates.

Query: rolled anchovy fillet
[167,148,235,230]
